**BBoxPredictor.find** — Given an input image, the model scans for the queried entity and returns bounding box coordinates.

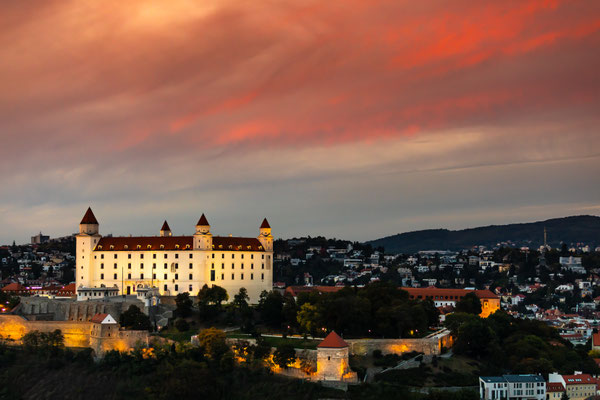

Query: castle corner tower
[257,218,273,252]
[194,214,212,251]
[76,207,101,288]
[160,220,172,237]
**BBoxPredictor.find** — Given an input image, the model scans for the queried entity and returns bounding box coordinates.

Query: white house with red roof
[75,208,274,303]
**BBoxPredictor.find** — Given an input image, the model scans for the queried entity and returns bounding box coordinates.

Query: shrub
[175,318,190,332]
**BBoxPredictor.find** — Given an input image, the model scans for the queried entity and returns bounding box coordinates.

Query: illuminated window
[160,245,164,249]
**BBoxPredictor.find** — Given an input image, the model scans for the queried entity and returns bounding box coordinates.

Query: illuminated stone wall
[346,337,441,356]
[0,315,149,356]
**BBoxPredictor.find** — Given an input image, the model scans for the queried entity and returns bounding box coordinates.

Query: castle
[76,208,273,303]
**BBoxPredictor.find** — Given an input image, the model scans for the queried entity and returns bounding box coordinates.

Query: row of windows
[209,270,264,281]
[97,262,193,270]
[100,273,195,280]
[211,253,266,260]
[210,263,265,270]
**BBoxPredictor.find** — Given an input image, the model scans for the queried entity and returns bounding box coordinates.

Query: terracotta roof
[546,383,565,392]
[402,287,499,300]
[318,331,349,348]
[593,332,600,347]
[80,207,99,224]
[56,283,76,296]
[1,282,27,292]
[90,313,109,324]
[285,286,345,297]
[563,374,594,385]
[160,221,171,231]
[95,236,265,251]
[260,218,271,229]
[197,214,209,226]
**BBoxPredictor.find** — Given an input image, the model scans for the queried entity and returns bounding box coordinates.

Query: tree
[196,327,228,361]
[198,284,229,308]
[175,292,193,318]
[561,391,569,400]
[233,287,249,309]
[175,318,190,332]
[273,343,296,369]
[297,303,320,337]
[455,292,482,315]
[120,305,152,331]
[259,290,284,328]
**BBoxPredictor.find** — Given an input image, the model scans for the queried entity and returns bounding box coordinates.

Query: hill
[367,215,600,254]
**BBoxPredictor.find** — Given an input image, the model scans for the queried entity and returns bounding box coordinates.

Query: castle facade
[76,208,273,303]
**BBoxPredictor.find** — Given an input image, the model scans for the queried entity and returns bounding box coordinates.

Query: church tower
[76,207,101,288]
[193,214,212,251]
[257,218,273,252]
[160,221,172,237]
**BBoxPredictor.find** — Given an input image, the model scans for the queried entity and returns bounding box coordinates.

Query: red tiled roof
[593,332,600,347]
[90,313,109,324]
[260,218,271,229]
[161,221,171,231]
[95,236,265,251]
[563,374,594,385]
[318,331,349,348]
[197,214,209,226]
[547,383,565,392]
[56,283,76,296]
[285,286,345,297]
[1,282,27,292]
[80,207,99,224]
[401,287,499,300]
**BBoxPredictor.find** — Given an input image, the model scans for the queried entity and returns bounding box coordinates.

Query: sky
[1,0,599,245]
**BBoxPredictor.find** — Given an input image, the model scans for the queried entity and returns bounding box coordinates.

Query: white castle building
[76,208,273,303]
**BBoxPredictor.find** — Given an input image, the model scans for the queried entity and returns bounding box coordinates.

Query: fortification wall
[18,297,143,322]
[0,315,149,356]
[0,315,91,347]
[346,337,441,356]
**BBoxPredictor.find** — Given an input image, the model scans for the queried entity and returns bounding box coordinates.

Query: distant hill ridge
[367,215,600,254]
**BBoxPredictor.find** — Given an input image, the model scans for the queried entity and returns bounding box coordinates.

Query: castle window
[164,274,167,279]
[210,271,215,281]
[124,246,129,250]
[164,284,167,292]
[241,254,244,259]
[140,254,144,259]
[262,255,264,259]
[175,252,179,257]
[113,253,117,258]
[189,274,192,279]
[241,273,244,280]
[140,263,144,269]
[186,245,190,249]
[127,253,131,258]
[164,254,167,259]
[241,263,244,270]
[128,263,131,269]
[164,263,167,269]
[221,263,224,269]
[152,251,155,256]
[221,273,224,280]
[247,246,251,250]
[189,284,193,291]
[212,254,215,259]
[211,263,214,269]
[160,245,164,249]
[231,273,234,280]
[148,245,152,249]
[251,263,254,270]
[128,273,131,279]
[228,245,233,250]
[259,246,263,250]
[114,263,117,269]
[101,253,104,258]
[175,245,179,249]
[174,284,178,291]
[219,245,223,250]
[98,246,103,250]
[221,253,224,258]
[137,245,141,249]
[251,273,254,280]
[140,273,144,279]
[251,254,254,259]
[153,273,156,279]
[261,273,264,280]
[101,273,104,279]
[101,263,104,269]
[153,263,156,269]
[237,246,242,250]
[114,273,117,279]
[262,263,264,269]
[232,263,234,269]
[189,263,192,269]
[110,246,115,250]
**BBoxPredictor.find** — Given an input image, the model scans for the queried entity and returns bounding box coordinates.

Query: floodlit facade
[76,208,273,303]
[480,375,546,400]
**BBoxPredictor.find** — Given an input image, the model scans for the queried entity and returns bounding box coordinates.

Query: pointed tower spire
[194,213,212,250]
[197,213,209,227]
[80,207,98,225]
[79,207,99,235]
[260,218,270,229]
[160,220,172,237]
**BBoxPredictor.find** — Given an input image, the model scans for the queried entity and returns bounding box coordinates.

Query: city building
[31,232,50,245]
[402,287,501,318]
[479,375,546,400]
[316,331,357,382]
[75,208,273,303]
[549,373,596,400]
[546,382,565,400]
[559,257,585,274]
